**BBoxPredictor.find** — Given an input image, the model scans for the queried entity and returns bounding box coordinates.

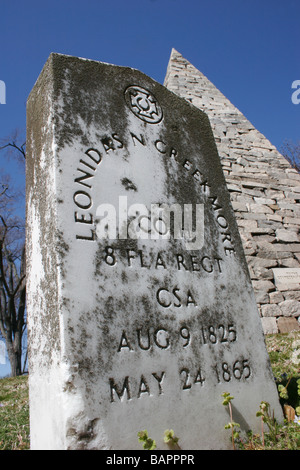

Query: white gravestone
[26,54,282,450]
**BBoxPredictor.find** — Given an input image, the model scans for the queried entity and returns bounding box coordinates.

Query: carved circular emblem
[124,85,163,124]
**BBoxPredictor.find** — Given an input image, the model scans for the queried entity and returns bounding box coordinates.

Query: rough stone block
[237,220,258,230]
[252,280,275,293]
[279,258,300,268]
[254,291,270,304]
[283,291,300,301]
[278,299,300,317]
[269,291,284,304]
[277,317,300,333]
[261,304,282,317]
[249,204,274,214]
[276,229,300,243]
[261,317,278,335]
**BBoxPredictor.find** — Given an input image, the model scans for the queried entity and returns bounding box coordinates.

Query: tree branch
[0,141,26,160]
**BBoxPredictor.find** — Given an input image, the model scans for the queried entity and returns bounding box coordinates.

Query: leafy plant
[137,430,156,450]
[138,429,180,450]
[221,392,240,450]
[256,401,279,446]
[221,393,300,450]
[164,429,180,449]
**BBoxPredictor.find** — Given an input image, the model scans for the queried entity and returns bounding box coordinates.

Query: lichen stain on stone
[49,54,132,152]
[67,417,100,450]
[121,177,137,192]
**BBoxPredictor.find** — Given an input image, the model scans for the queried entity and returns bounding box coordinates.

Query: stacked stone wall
[164,49,300,334]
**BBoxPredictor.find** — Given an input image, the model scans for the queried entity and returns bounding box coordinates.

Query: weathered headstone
[273,268,300,291]
[26,53,282,450]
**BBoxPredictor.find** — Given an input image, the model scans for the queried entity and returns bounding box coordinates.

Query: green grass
[265,331,300,413]
[0,375,30,450]
[266,331,300,379]
[0,331,299,450]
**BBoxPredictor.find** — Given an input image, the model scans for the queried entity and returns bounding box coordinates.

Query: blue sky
[1,0,299,153]
[0,0,299,376]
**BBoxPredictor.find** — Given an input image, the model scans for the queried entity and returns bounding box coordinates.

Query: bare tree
[281,140,300,173]
[0,136,26,376]
[0,130,26,161]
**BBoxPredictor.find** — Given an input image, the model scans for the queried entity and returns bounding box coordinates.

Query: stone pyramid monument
[164,49,300,334]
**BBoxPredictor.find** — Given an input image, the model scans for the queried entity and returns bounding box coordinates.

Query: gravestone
[26,53,282,450]
[273,268,300,291]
